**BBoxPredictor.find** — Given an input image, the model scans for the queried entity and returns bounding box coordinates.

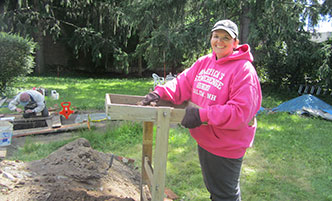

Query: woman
[142,19,262,201]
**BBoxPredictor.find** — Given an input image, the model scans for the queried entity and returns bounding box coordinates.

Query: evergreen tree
[0,0,330,88]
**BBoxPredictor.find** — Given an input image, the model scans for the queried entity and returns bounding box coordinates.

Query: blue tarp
[272,94,332,115]
[257,106,265,114]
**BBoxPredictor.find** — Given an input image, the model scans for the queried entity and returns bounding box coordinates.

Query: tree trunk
[138,56,142,77]
[239,2,250,44]
[0,1,4,14]
[34,30,45,75]
[33,0,45,75]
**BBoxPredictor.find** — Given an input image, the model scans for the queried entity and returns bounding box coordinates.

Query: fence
[297,84,332,96]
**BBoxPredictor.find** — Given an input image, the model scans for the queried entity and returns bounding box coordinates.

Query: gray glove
[181,106,202,129]
[141,92,160,105]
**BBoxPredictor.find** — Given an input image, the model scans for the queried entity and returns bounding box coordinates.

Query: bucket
[0,121,13,147]
[51,90,59,100]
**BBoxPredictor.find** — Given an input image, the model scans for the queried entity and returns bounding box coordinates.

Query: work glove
[141,92,160,105]
[181,106,202,129]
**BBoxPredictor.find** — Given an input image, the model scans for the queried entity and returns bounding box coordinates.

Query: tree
[0,0,330,88]
[130,0,188,76]
[0,0,133,74]
[316,39,332,88]
[131,0,244,76]
[247,0,329,86]
[320,0,332,16]
[0,32,36,94]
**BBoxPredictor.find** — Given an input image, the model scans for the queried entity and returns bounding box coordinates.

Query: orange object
[59,102,74,119]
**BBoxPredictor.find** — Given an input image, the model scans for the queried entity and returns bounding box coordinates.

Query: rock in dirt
[0,138,144,201]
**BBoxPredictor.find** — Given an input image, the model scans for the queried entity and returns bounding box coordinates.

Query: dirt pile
[0,138,144,201]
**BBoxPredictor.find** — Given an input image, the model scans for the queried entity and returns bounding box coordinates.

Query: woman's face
[210,30,239,60]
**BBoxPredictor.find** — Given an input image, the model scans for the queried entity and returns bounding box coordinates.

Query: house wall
[43,35,70,68]
[310,32,332,43]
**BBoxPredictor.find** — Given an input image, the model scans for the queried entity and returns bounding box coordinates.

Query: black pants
[198,145,243,201]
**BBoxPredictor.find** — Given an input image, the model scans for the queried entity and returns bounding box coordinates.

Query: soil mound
[0,138,142,201]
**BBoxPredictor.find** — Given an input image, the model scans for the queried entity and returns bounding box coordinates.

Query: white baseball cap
[211,19,238,38]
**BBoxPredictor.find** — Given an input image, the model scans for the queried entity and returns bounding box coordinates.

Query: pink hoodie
[155,44,262,159]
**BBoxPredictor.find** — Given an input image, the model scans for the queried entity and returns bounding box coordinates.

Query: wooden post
[151,108,171,200]
[141,121,154,199]
[105,94,186,201]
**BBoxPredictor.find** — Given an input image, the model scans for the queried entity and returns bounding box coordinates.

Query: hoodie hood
[213,44,253,65]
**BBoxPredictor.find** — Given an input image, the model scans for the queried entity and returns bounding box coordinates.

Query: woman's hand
[141,92,160,106]
[181,106,202,129]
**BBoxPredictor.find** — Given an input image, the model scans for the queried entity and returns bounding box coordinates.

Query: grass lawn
[1,76,153,111]
[243,113,332,201]
[3,76,332,201]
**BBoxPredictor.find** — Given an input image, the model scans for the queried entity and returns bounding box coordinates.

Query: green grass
[10,137,75,161]
[1,76,153,112]
[242,113,332,201]
[4,76,332,201]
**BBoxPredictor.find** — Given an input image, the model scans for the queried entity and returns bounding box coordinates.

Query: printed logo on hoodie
[193,68,225,101]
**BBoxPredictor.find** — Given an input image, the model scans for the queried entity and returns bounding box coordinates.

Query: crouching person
[8,90,49,118]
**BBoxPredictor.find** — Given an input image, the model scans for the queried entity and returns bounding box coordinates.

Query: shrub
[0,32,36,94]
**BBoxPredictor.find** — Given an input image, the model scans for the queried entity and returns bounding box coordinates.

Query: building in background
[310,32,332,43]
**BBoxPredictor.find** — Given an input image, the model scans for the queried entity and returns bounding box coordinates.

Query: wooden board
[105,93,186,123]
[142,122,154,186]
[51,114,62,128]
[13,116,52,122]
[106,93,187,108]
[46,118,52,128]
[0,147,7,158]
[12,122,88,138]
[46,114,62,128]
[151,107,171,200]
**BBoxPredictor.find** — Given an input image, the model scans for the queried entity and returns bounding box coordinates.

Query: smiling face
[210,30,239,60]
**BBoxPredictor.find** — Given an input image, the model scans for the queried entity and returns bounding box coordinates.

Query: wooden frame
[105,93,186,201]
[105,93,187,123]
